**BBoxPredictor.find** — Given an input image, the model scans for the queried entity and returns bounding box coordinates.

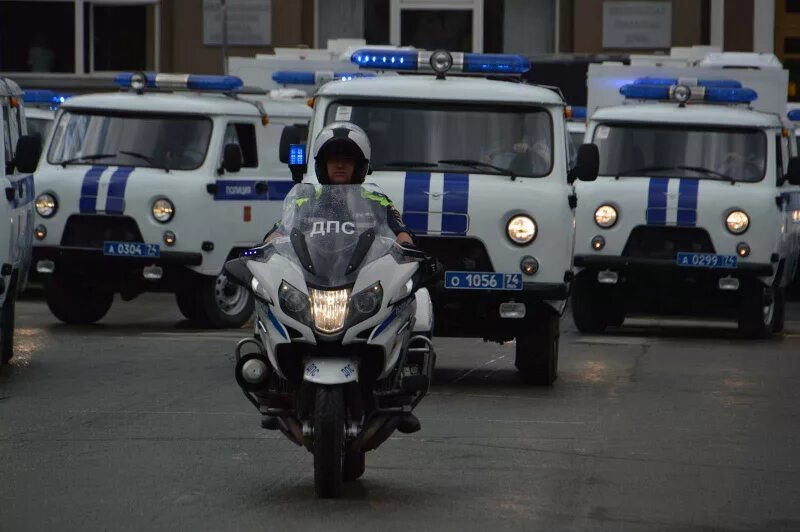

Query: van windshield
[325,100,553,177]
[593,123,767,182]
[47,111,212,170]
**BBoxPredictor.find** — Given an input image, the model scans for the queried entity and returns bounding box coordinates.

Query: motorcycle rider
[266,122,414,245]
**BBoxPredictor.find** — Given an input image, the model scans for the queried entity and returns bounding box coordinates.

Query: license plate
[103,241,160,258]
[444,271,522,290]
[676,252,737,269]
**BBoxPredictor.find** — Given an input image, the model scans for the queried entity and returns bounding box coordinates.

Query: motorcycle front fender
[303,358,359,385]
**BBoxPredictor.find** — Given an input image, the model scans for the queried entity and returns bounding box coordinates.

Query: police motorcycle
[573,52,800,338]
[225,183,438,498]
[0,77,42,363]
[31,72,311,327]
[278,50,600,386]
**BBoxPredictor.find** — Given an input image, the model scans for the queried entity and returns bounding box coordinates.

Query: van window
[223,123,258,168]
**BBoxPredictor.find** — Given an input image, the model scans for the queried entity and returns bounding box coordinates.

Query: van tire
[738,282,776,339]
[0,273,16,364]
[45,274,113,325]
[571,271,609,334]
[175,289,201,322]
[515,312,559,386]
[193,273,253,329]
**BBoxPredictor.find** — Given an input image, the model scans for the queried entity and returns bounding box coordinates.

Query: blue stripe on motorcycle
[79,165,107,213]
[402,171,431,235]
[677,178,698,226]
[442,173,469,235]
[105,166,134,214]
[266,308,287,339]
[646,177,669,225]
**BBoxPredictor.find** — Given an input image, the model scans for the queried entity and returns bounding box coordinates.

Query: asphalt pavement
[2,294,800,531]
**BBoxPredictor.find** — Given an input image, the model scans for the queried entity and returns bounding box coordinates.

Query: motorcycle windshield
[269,183,399,288]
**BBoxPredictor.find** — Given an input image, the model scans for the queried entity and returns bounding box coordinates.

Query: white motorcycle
[224,184,439,498]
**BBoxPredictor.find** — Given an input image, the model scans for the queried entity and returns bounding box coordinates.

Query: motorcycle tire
[343,450,365,482]
[313,385,345,498]
[45,273,113,325]
[0,273,16,364]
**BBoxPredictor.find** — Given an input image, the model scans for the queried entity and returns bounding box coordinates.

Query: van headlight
[594,204,618,228]
[725,210,749,234]
[152,198,174,223]
[310,287,351,334]
[507,215,537,245]
[35,193,57,218]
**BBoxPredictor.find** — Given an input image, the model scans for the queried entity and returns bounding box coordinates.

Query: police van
[32,73,311,328]
[22,89,70,141]
[279,50,599,385]
[0,77,41,362]
[573,53,800,338]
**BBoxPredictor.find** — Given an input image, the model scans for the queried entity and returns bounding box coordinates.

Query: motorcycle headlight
[594,204,618,228]
[347,282,383,326]
[152,198,174,223]
[310,287,351,334]
[35,193,57,218]
[725,210,749,234]
[278,281,311,326]
[507,215,537,245]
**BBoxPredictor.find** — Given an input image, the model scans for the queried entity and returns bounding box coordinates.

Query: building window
[400,9,474,51]
[90,4,153,71]
[0,1,75,72]
[364,0,390,45]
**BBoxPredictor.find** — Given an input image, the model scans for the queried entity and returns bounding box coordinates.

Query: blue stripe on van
[646,177,669,225]
[105,166,134,214]
[402,172,431,235]
[441,173,469,235]
[79,165,107,213]
[677,178,699,226]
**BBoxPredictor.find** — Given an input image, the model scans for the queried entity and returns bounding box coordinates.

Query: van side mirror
[569,143,599,183]
[222,143,243,173]
[223,257,253,288]
[13,135,42,174]
[786,157,800,186]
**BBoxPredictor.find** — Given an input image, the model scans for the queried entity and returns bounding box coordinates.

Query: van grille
[622,226,715,260]
[60,214,144,248]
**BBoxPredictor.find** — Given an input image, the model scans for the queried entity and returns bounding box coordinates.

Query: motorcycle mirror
[223,257,253,287]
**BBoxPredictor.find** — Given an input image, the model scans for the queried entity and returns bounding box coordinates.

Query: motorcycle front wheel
[313,385,345,498]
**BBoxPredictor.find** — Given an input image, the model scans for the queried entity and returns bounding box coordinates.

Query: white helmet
[313,122,371,184]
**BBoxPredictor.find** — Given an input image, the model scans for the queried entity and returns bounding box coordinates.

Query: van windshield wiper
[374,161,440,169]
[617,165,734,182]
[118,150,170,173]
[438,159,518,180]
[59,153,115,167]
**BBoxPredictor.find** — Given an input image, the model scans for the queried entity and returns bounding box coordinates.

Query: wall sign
[203,0,272,46]
[602,1,672,49]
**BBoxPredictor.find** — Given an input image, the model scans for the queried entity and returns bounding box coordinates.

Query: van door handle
[5,187,15,202]
[568,192,577,209]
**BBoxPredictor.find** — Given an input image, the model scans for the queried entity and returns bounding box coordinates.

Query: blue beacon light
[23,89,71,106]
[114,72,243,92]
[570,106,587,120]
[620,77,757,104]
[271,71,375,85]
[349,49,530,75]
[788,109,800,122]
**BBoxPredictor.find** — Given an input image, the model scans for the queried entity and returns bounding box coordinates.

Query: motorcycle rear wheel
[313,385,345,498]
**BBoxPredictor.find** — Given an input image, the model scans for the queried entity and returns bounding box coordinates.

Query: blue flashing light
[620,82,757,104]
[272,71,316,85]
[789,109,800,122]
[632,77,742,88]
[351,49,419,70]
[22,89,71,106]
[272,71,375,85]
[463,53,530,74]
[289,144,306,165]
[571,106,587,120]
[619,84,670,100]
[114,72,243,92]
